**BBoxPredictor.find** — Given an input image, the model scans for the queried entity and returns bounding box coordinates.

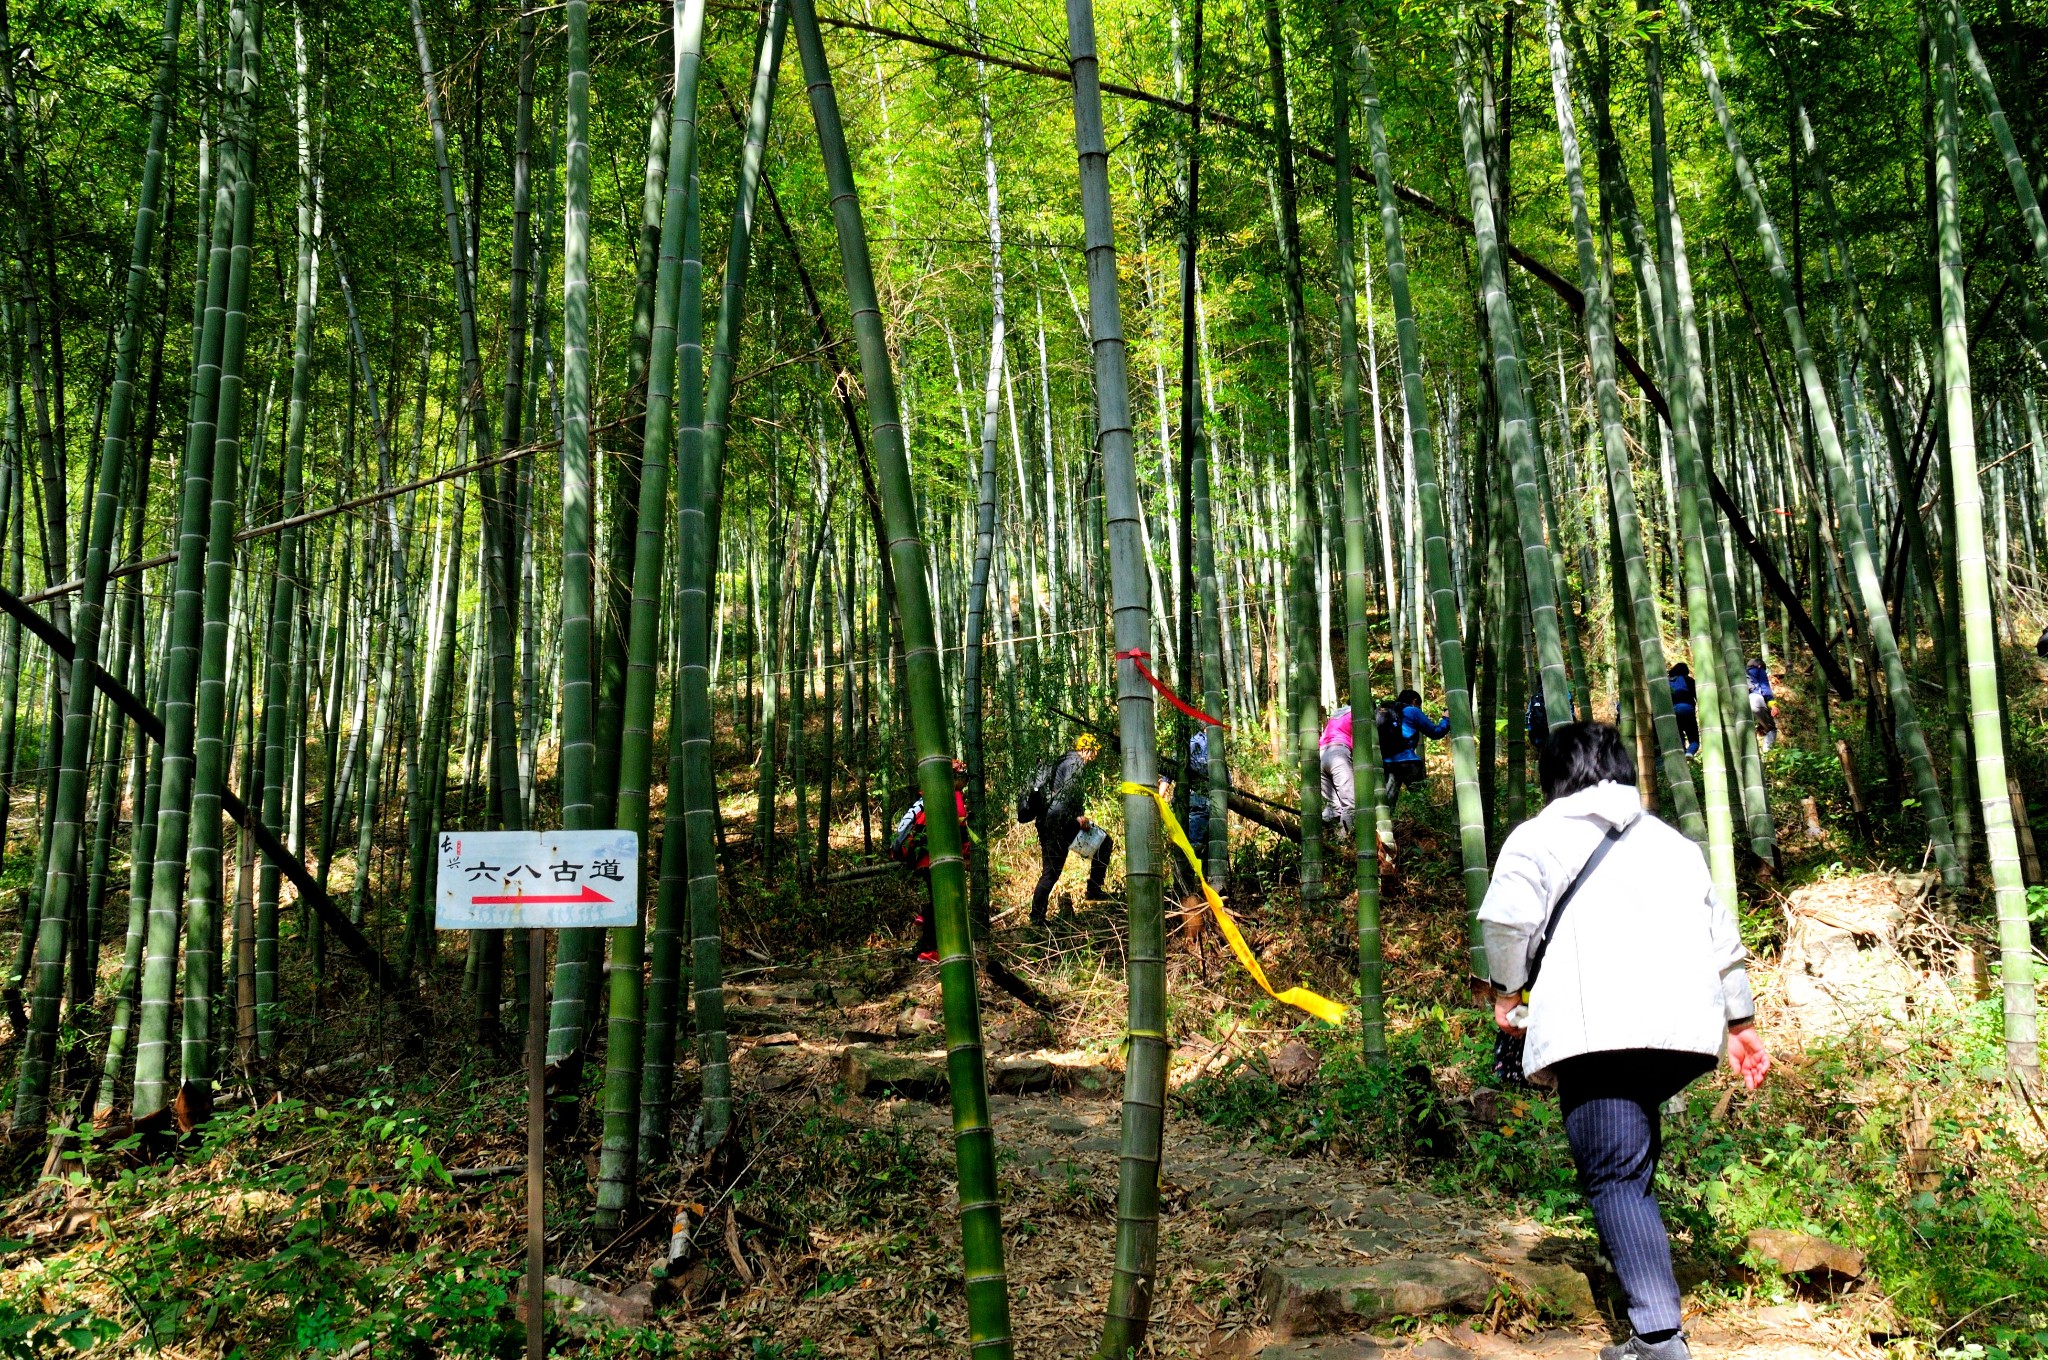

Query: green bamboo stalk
[1191,398,1229,889]
[595,0,703,1226]
[485,0,536,848]
[545,0,602,1077]
[1055,0,1167,1350]
[8,0,185,1130]
[1681,0,1960,885]
[133,10,241,1124]
[256,1,317,1061]
[791,0,1013,1349]
[182,0,265,1117]
[1356,37,1489,975]
[640,123,701,1168]
[1644,36,1738,910]
[595,101,670,832]
[1334,28,1384,1055]
[1540,4,1700,838]
[682,0,787,1147]
[1954,0,2047,281]
[96,637,161,1122]
[1935,0,2036,1080]
[961,12,1006,929]
[1265,0,1323,908]
[1451,27,1572,724]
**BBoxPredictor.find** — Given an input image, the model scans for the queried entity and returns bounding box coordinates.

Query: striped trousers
[1554,1050,1712,1337]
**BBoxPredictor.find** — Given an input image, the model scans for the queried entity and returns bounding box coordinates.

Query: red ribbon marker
[472,884,615,906]
[1115,648,1230,729]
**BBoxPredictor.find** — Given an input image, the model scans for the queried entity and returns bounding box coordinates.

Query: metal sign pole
[527,926,547,1360]
[433,827,636,1360]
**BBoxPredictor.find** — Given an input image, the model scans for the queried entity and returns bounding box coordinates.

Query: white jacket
[1478,781,1754,1080]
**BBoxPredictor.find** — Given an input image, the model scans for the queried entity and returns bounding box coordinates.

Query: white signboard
[436,829,639,929]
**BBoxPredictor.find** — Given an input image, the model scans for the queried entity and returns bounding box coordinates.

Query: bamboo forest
[4,0,2048,1349]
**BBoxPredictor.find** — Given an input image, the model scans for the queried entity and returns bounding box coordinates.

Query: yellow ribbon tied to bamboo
[1120,781,1348,1026]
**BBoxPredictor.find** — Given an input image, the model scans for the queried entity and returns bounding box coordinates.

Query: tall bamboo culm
[1334,22,1384,1056]
[791,0,1014,1348]
[1451,27,1573,726]
[546,0,600,1087]
[595,0,703,1224]
[1681,0,1961,886]
[1356,36,1489,978]
[1935,0,2036,1080]
[1062,0,1168,1350]
[686,0,788,1149]
[1540,4,1699,840]
[10,0,185,1127]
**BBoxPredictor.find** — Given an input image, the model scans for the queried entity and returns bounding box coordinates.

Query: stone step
[839,1047,1067,1098]
[1260,1258,1496,1333]
[1258,1253,1597,1337]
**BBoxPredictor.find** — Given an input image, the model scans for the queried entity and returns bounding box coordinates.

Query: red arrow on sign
[470,884,614,906]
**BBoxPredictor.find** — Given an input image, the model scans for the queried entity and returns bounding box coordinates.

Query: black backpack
[1374,702,1409,760]
[1016,760,1056,824]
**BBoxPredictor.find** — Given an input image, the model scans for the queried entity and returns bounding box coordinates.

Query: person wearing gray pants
[1318,705,1357,834]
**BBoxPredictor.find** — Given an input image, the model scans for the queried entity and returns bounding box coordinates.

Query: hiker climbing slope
[889,758,972,961]
[1376,687,1449,814]
[1017,733,1114,924]
[1319,705,1358,834]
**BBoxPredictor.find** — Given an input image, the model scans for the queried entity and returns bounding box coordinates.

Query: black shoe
[1085,888,1115,902]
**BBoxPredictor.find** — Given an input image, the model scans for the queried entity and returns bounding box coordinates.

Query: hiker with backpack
[1480,722,1768,1360]
[888,758,972,962]
[1665,663,1700,755]
[1376,688,1450,813]
[1017,733,1114,925]
[1319,705,1357,834]
[1745,658,1777,751]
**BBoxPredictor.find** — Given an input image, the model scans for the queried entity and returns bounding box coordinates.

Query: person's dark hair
[1539,721,1636,800]
[1396,687,1422,708]
[1667,662,1690,679]
[1748,657,1764,670]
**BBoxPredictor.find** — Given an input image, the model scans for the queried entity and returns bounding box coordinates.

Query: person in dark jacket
[1025,733,1113,924]
[1665,663,1700,756]
[1378,688,1450,813]
[1527,690,1551,751]
[896,758,972,962]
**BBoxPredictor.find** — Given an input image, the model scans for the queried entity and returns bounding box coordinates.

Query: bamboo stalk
[792,0,1014,1346]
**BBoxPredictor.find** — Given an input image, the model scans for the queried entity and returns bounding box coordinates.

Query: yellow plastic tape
[1120,781,1349,1026]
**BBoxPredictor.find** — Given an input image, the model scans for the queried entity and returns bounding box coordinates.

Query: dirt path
[692,970,1878,1359]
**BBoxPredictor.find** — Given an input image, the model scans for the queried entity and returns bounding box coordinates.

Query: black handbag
[1493,822,1628,1089]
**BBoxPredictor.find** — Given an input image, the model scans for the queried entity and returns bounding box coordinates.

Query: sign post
[435,829,638,1360]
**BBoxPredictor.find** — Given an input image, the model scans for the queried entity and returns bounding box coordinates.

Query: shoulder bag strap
[1524,821,1630,992]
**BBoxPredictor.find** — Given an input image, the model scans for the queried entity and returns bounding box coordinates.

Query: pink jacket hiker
[1319,706,1353,751]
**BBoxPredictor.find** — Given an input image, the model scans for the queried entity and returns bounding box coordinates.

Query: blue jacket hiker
[1375,688,1450,811]
[1665,664,1700,756]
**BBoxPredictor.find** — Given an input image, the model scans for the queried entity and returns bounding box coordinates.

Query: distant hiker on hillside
[1745,658,1777,751]
[1482,722,1769,1360]
[1376,688,1449,814]
[1159,728,1213,902]
[1665,663,1700,756]
[887,758,972,962]
[1017,733,1113,924]
[1319,704,1357,835]
[1527,689,1551,751]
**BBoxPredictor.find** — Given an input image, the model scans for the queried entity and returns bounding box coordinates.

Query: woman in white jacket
[1480,722,1770,1360]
